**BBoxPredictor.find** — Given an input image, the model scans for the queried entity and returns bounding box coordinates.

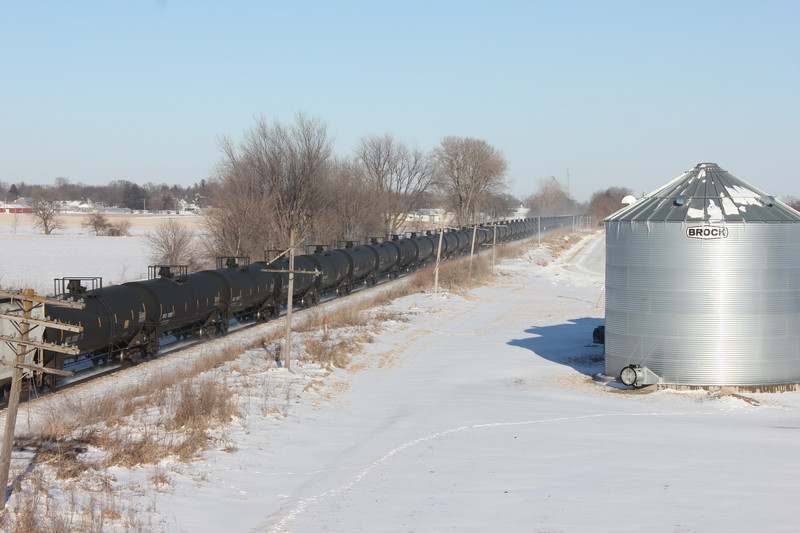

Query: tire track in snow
[562,231,605,278]
[262,236,609,532]
[261,411,698,532]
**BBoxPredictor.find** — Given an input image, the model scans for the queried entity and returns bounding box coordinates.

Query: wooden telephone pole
[483,223,501,269]
[468,224,478,279]
[262,229,320,372]
[0,289,83,511]
[284,228,297,372]
[433,229,445,294]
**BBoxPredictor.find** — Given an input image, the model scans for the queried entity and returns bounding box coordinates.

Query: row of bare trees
[18,112,654,266]
[203,113,513,259]
[1,178,210,211]
[356,134,435,237]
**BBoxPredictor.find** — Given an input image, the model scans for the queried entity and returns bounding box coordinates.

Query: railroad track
[1,270,418,410]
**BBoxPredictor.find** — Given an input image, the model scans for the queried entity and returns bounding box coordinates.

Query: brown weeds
[170,378,240,430]
[4,229,587,532]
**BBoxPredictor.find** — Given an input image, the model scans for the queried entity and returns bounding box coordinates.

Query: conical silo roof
[607,162,800,223]
[604,162,800,387]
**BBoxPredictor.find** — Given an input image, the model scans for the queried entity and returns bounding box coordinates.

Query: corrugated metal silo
[604,163,800,387]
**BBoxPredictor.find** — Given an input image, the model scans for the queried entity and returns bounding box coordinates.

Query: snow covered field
[0,213,202,293]
[3,229,800,532]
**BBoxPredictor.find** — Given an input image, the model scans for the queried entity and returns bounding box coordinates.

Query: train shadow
[508,317,605,377]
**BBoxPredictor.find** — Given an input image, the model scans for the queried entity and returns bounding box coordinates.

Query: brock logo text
[685,226,729,239]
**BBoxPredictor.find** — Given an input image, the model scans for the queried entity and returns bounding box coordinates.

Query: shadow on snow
[508,317,605,377]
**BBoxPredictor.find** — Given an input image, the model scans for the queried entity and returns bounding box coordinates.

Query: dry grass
[536,228,580,254]
[170,377,240,430]
[4,228,586,532]
[5,373,244,530]
[2,467,157,532]
[303,336,364,368]
[15,366,245,490]
[297,233,582,369]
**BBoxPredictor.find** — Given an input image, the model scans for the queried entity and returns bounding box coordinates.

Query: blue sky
[2,1,798,202]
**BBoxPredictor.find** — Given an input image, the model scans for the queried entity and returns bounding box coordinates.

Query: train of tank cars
[0,217,568,398]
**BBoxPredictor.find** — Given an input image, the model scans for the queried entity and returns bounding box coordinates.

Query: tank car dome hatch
[604,162,800,387]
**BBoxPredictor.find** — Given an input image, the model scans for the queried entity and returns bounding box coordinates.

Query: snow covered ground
[0,213,201,293]
[3,229,800,532]
[0,232,150,292]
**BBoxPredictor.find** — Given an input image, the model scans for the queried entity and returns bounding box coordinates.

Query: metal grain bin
[605,163,800,387]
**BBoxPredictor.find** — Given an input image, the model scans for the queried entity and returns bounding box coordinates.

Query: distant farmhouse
[0,199,32,214]
[404,208,455,224]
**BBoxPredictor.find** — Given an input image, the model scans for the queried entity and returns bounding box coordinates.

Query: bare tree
[326,157,383,243]
[586,186,634,220]
[203,150,273,258]
[433,136,508,224]
[31,195,62,235]
[145,219,201,270]
[83,212,111,235]
[483,192,519,220]
[356,134,435,237]
[106,219,131,236]
[784,196,800,212]
[205,112,333,255]
[525,176,579,217]
[251,112,333,244]
[83,211,131,236]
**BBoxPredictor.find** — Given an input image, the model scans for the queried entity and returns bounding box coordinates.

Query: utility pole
[284,228,296,372]
[492,224,497,268]
[566,168,570,197]
[0,289,82,511]
[537,216,541,246]
[468,224,478,278]
[433,229,445,293]
[262,229,319,373]
[479,223,503,270]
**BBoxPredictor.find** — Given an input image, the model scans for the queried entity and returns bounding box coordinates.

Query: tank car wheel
[217,320,229,336]
[44,374,60,390]
[147,340,160,358]
[121,348,140,366]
